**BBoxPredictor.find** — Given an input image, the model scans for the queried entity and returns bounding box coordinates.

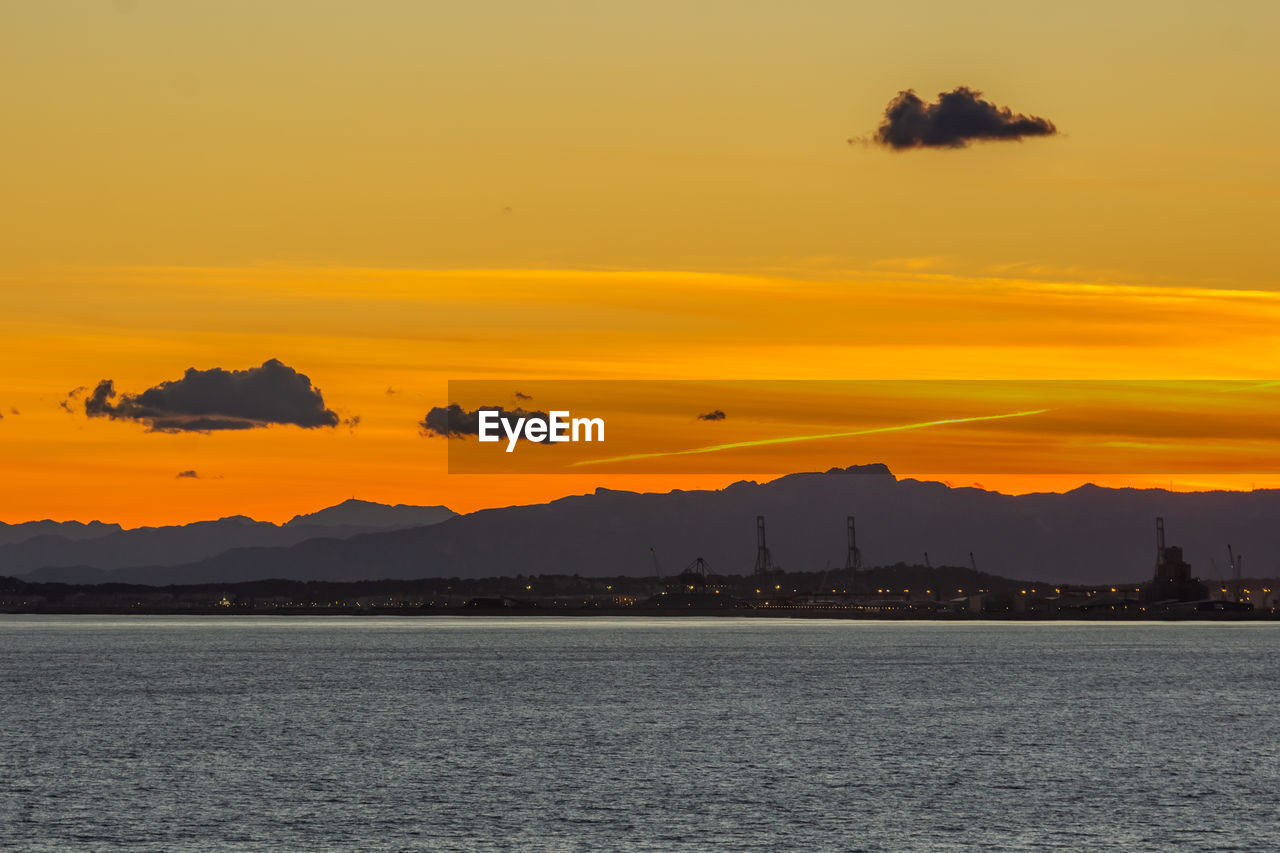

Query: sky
[1,1,1278,526]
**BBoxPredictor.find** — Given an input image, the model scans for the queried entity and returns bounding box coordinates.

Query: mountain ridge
[3,500,457,578]
[16,465,1278,586]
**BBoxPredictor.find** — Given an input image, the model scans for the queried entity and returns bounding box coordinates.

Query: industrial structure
[845,516,862,571]
[628,513,1269,616]
[6,509,1275,617]
[656,556,730,605]
[1228,544,1243,601]
[1144,517,1209,603]
[753,515,775,574]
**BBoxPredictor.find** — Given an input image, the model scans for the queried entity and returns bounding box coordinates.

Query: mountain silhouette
[0,519,121,547]
[285,498,455,530]
[6,501,456,581]
[17,465,1277,586]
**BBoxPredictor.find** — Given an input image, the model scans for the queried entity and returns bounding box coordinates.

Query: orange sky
[1,2,1278,526]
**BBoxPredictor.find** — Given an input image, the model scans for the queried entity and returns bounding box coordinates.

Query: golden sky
[1,2,1278,525]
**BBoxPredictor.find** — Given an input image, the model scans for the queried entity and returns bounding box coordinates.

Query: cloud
[176,469,224,480]
[419,403,552,443]
[342,415,361,431]
[78,359,343,432]
[868,87,1057,149]
[60,387,88,413]
[697,409,727,421]
[514,391,533,401]
[385,386,400,396]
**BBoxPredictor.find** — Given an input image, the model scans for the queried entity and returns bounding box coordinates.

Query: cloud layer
[80,359,342,432]
[872,87,1057,149]
[697,410,726,421]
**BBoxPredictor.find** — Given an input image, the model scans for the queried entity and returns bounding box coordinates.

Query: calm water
[1,617,1277,851]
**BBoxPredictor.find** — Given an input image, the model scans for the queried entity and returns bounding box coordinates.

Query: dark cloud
[83,380,118,419]
[8,407,17,416]
[79,359,342,433]
[176,469,224,479]
[697,410,727,421]
[385,387,400,396]
[342,415,361,431]
[869,87,1057,150]
[61,387,87,414]
[419,404,552,443]
[514,391,533,401]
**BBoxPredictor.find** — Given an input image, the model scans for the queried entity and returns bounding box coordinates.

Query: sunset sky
[2,1,1278,526]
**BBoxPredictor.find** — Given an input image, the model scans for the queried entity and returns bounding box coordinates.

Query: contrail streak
[571,408,1050,467]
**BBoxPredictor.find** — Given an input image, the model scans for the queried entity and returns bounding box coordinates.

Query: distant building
[1143,518,1208,603]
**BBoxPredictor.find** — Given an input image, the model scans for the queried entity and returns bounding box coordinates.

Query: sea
[1,616,1277,852]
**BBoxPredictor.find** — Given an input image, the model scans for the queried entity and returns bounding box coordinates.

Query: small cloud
[61,387,87,414]
[385,387,400,396]
[514,391,532,401]
[8,407,17,416]
[78,359,344,433]
[866,87,1057,150]
[419,403,552,443]
[342,415,361,432]
[176,469,224,480]
[697,410,727,421]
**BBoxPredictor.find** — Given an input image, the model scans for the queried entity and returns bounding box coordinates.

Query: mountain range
[9,465,1278,586]
[3,499,456,581]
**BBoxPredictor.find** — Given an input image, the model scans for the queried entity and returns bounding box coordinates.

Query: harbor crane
[754,515,775,574]
[1228,544,1243,601]
[649,546,663,582]
[845,516,863,571]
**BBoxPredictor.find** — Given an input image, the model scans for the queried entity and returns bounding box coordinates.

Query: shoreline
[2,606,1275,621]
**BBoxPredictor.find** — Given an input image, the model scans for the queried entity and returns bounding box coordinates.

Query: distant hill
[0,520,121,547]
[285,498,455,530]
[6,501,456,580]
[27,464,1280,586]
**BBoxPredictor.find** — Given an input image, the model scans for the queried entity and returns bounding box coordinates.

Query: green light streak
[571,408,1050,467]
